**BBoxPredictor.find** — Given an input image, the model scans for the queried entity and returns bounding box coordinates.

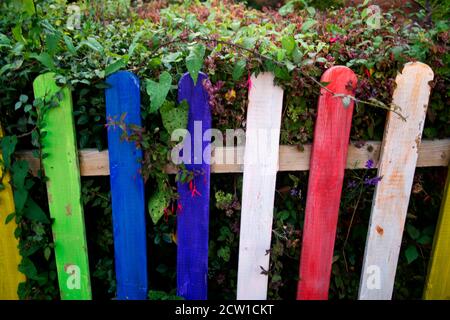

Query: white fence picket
[237,73,283,300]
[359,62,434,300]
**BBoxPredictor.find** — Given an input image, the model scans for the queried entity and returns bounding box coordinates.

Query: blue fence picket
[105,71,148,300]
[176,72,211,300]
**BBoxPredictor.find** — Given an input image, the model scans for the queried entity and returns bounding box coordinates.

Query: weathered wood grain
[33,73,92,300]
[424,165,450,300]
[297,66,357,300]
[237,72,284,300]
[105,71,148,300]
[359,62,434,300]
[0,125,25,300]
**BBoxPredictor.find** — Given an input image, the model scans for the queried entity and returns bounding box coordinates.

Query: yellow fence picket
[424,165,450,299]
[0,125,25,299]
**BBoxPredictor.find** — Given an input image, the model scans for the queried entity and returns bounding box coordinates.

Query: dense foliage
[0,0,448,299]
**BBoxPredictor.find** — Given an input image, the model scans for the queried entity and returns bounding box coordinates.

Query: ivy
[185,43,206,85]
[146,71,173,113]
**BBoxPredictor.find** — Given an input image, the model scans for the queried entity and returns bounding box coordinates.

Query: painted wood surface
[176,72,211,300]
[237,72,284,300]
[0,125,25,299]
[33,73,91,300]
[424,165,450,299]
[297,66,357,300]
[17,139,450,176]
[105,71,148,300]
[359,62,434,300]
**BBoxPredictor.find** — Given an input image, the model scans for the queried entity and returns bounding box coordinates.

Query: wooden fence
[0,62,449,300]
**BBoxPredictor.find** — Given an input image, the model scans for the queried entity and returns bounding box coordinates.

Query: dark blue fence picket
[105,71,148,300]
[176,72,211,300]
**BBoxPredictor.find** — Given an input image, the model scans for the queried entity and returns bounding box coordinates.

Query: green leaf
[23,197,50,224]
[417,235,432,245]
[15,0,36,15]
[19,257,38,279]
[1,135,18,169]
[12,160,28,190]
[242,37,257,49]
[162,52,182,65]
[406,224,420,240]
[13,189,28,213]
[12,25,27,44]
[5,212,15,224]
[274,65,290,80]
[148,183,170,224]
[128,30,144,58]
[281,36,295,54]
[301,19,317,32]
[160,100,189,135]
[279,1,295,16]
[146,71,172,113]
[19,94,28,103]
[218,246,231,262]
[232,60,246,81]
[11,160,29,214]
[306,6,316,17]
[30,52,55,70]
[44,247,51,261]
[80,37,104,54]
[45,33,61,55]
[105,58,126,77]
[272,274,282,282]
[405,245,419,264]
[63,35,76,55]
[186,44,205,85]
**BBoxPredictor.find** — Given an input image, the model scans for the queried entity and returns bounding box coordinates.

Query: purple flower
[365,159,374,169]
[347,180,357,188]
[290,188,299,196]
[364,176,382,186]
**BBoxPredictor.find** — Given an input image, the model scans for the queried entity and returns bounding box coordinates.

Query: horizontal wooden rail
[16,139,450,176]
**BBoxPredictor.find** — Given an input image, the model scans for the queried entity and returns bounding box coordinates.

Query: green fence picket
[33,73,92,300]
